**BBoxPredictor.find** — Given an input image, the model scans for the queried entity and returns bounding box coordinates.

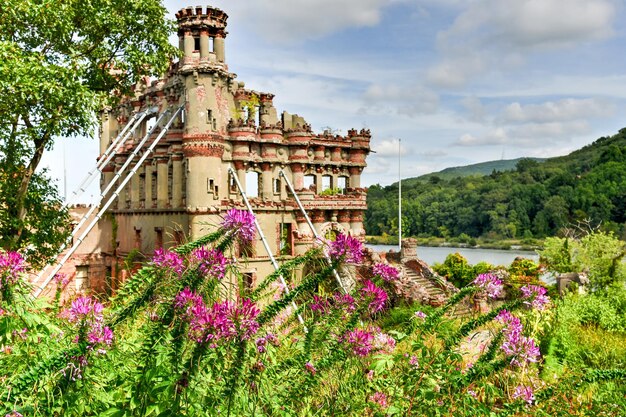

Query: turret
[175,6,228,68]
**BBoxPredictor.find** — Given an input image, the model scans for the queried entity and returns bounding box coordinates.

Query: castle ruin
[82,5,371,290]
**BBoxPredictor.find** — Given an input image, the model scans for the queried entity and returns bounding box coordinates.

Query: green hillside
[366,128,626,240]
[414,157,546,183]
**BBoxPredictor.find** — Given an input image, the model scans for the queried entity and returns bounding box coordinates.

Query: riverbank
[366,243,539,267]
[365,235,543,252]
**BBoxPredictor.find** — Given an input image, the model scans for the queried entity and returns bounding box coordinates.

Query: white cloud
[455,120,593,148]
[373,139,410,156]
[500,98,615,123]
[460,96,487,122]
[428,0,618,87]
[455,128,507,146]
[362,83,440,116]
[179,0,391,43]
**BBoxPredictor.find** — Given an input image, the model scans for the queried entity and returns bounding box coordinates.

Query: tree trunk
[9,126,50,250]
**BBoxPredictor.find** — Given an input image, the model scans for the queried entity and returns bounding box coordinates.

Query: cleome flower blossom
[361,280,388,314]
[0,251,25,290]
[521,285,550,310]
[61,296,113,350]
[176,289,260,344]
[192,247,229,280]
[342,328,374,357]
[222,209,256,242]
[304,361,317,376]
[328,233,363,264]
[152,248,185,276]
[372,263,399,282]
[473,273,504,299]
[495,310,540,366]
[513,385,535,405]
[368,392,389,408]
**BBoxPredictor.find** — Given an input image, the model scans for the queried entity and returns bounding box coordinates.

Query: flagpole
[398,138,402,252]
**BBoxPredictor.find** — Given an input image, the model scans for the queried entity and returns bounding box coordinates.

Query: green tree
[0,0,177,258]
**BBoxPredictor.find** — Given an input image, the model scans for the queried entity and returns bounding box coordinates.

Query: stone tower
[96,5,371,288]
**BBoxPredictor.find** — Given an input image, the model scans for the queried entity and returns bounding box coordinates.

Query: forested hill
[415,157,545,182]
[366,128,626,240]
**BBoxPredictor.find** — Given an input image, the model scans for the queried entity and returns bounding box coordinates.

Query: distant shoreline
[365,235,543,252]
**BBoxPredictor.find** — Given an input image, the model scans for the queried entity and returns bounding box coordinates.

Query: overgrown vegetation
[1,215,624,416]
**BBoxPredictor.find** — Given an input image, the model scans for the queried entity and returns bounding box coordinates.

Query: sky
[40,0,626,203]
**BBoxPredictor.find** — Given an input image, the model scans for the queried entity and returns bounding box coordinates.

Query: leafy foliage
[0,217,624,416]
[0,0,177,259]
[367,128,626,240]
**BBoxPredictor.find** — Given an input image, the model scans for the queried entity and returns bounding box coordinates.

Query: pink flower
[328,233,363,264]
[0,251,25,290]
[310,295,331,314]
[513,385,535,405]
[65,296,104,323]
[54,273,71,288]
[521,285,550,310]
[222,209,256,242]
[372,328,396,354]
[304,361,316,376]
[414,310,427,320]
[372,263,399,281]
[342,329,374,357]
[409,355,419,368]
[361,280,388,314]
[152,248,185,275]
[186,298,260,344]
[473,273,503,299]
[61,296,113,351]
[192,247,229,280]
[496,310,540,366]
[368,392,389,408]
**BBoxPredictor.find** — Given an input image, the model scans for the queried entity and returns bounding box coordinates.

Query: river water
[366,244,539,267]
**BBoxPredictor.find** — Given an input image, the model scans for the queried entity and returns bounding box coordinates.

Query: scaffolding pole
[33,106,183,298]
[227,166,306,329]
[67,108,153,206]
[278,170,349,294]
[32,109,170,285]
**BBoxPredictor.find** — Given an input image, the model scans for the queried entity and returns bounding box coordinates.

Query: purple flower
[372,328,396,354]
[54,273,71,288]
[304,361,316,376]
[192,247,229,280]
[513,385,535,405]
[174,287,203,311]
[343,329,374,357]
[152,248,185,276]
[372,263,399,282]
[65,296,104,323]
[87,324,114,346]
[333,293,356,313]
[186,297,260,344]
[368,392,389,408]
[496,310,540,366]
[414,311,427,320]
[361,280,388,314]
[473,273,504,299]
[5,410,24,417]
[222,209,256,242]
[521,285,550,310]
[230,299,261,340]
[309,295,331,314]
[0,251,25,290]
[409,355,419,368]
[61,296,113,351]
[328,233,363,264]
